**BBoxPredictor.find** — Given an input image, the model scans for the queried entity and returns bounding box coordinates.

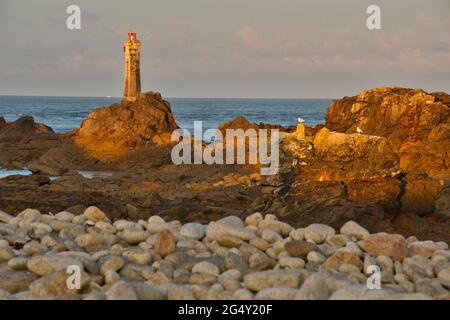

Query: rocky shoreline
[0,207,449,300]
[0,86,449,300]
[0,88,449,243]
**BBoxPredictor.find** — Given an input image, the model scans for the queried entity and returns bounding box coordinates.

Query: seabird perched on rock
[356,127,363,134]
[297,117,305,124]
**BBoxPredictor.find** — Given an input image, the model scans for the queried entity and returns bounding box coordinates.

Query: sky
[0,0,449,98]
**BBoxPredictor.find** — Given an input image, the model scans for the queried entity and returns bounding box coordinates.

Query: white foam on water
[76,170,113,179]
[0,167,111,180]
[0,168,32,179]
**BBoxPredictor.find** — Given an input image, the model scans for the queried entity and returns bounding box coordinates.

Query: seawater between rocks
[0,96,331,133]
[76,171,113,179]
[0,168,112,180]
[0,168,32,179]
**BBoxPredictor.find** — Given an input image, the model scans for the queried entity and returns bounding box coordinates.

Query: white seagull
[356,127,363,134]
[297,117,305,124]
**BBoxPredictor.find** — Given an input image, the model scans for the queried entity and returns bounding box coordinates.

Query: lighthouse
[123,31,142,101]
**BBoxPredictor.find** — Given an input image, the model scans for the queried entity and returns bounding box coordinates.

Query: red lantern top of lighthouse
[128,32,137,40]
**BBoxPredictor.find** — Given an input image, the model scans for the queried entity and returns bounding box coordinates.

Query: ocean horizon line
[0,94,336,101]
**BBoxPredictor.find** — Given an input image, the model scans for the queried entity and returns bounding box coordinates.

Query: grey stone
[340,221,370,240]
[0,247,14,261]
[129,282,166,300]
[304,224,335,244]
[0,267,37,293]
[27,254,83,277]
[295,272,330,300]
[180,223,206,240]
[192,261,220,276]
[255,288,297,300]
[248,251,276,271]
[206,216,255,241]
[279,257,305,269]
[167,285,195,300]
[244,270,302,291]
[106,280,138,300]
[83,206,108,222]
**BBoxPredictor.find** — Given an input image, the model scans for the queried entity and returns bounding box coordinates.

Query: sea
[0,96,331,134]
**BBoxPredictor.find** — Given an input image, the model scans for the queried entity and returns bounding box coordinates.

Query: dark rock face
[326,88,448,137]
[312,128,398,174]
[431,92,450,107]
[219,116,259,132]
[264,87,449,242]
[0,117,59,169]
[265,129,401,233]
[25,92,179,175]
[218,116,294,133]
[0,116,54,143]
[75,92,178,153]
[325,87,449,178]
[323,88,449,218]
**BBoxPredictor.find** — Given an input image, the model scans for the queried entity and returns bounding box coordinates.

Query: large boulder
[269,127,402,228]
[24,92,179,173]
[325,87,449,178]
[312,127,398,176]
[324,87,450,219]
[0,116,58,170]
[74,92,178,153]
[218,116,293,134]
[326,87,449,143]
[0,266,38,293]
[266,87,450,242]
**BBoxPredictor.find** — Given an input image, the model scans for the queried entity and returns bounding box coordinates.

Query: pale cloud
[232,20,450,76]
[0,0,448,97]
[416,12,434,26]
[237,25,261,50]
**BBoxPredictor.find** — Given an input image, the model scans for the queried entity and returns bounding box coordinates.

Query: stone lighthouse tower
[123,31,142,101]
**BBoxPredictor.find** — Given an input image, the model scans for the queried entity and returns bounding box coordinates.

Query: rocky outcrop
[432,92,450,107]
[217,116,324,141]
[23,92,179,174]
[0,117,59,169]
[326,88,448,139]
[264,87,449,242]
[0,162,261,225]
[218,116,295,134]
[263,127,402,233]
[323,87,450,218]
[0,116,54,143]
[325,87,449,178]
[1,87,449,245]
[74,92,178,156]
[0,103,262,223]
[311,128,398,176]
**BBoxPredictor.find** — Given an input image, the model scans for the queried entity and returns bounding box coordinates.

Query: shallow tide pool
[0,168,112,180]
[0,168,32,179]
